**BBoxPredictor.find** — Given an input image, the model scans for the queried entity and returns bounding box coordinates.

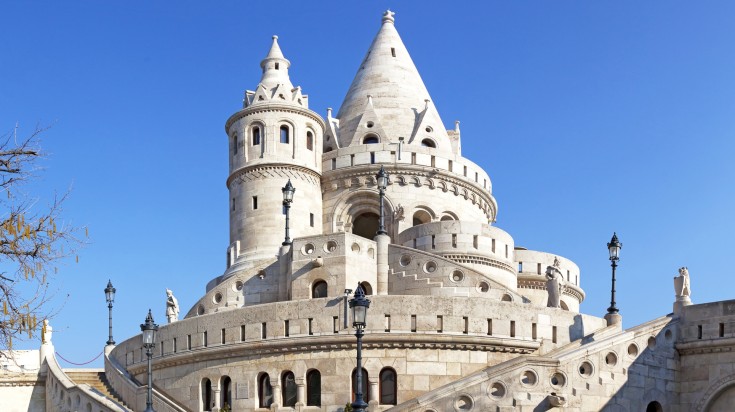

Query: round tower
[224,36,325,273]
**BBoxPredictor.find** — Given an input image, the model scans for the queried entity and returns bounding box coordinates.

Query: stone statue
[41,319,52,344]
[166,289,180,323]
[545,258,565,308]
[675,267,691,298]
[393,204,405,221]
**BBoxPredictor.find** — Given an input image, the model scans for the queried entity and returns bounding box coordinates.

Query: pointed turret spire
[259,35,293,90]
[334,11,450,151]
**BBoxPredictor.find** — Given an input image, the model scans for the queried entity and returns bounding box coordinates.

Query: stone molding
[676,336,735,355]
[225,103,326,133]
[441,254,516,276]
[227,164,321,189]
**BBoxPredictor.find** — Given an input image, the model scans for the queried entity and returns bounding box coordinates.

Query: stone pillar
[368,378,379,407]
[295,377,305,406]
[375,233,390,295]
[270,378,281,411]
[212,388,221,412]
[604,312,622,328]
[279,244,292,300]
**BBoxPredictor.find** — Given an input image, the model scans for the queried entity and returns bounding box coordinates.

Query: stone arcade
[6,10,735,412]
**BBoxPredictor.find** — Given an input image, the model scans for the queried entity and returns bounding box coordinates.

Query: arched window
[312,280,328,298]
[258,373,273,408]
[324,146,333,153]
[280,125,290,144]
[421,138,436,148]
[252,126,261,145]
[361,282,373,296]
[352,212,379,239]
[379,368,397,405]
[202,378,212,411]
[233,134,238,155]
[221,376,232,410]
[306,131,314,151]
[306,370,321,406]
[281,371,297,407]
[363,135,379,144]
[351,368,370,402]
[646,401,663,412]
[412,210,432,226]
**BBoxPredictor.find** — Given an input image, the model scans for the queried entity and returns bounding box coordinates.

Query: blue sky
[1,2,734,367]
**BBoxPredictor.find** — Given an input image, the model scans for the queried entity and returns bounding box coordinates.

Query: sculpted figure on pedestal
[546,257,565,308]
[166,289,180,323]
[41,319,52,344]
[675,266,691,298]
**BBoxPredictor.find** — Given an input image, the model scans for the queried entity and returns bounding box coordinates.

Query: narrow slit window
[203,331,208,347]
[431,155,435,167]
[331,158,337,170]
[384,315,391,332]
[253,196,258,210]
[306,131,314,151]
[173,337,177,353]
[492,239,496,253]
[473,235,478,249]
[463,317,469,334]
[720,323,725,337]
[411,315,417,332]
[232,198,236,211]
[510,321,516,337]
[448,160,453,172]
[532,323,537,340]
[284,320,289,337]
[310,213,315,227]
[436,315,443,333]
[240,325,246,341]
[552,326,557,343]
[308,318,313,335]
[411,153,416,165]
[280,125,289,144]
[487,319,493,336]
[537,263,542,275]
[350,154,355,166]
[252,126,261,145]
[370,152,376,164]
[275,62,280,70]
[391,47,396,57]
[475,172,478,182]
[505,245,509,258]
[233,134,238,155]
[333,316,339,333]
[452,234,457,248]
[698,325,703,339]
[262,322,267,339]
[431,235,436,249]
[221,328,226,344]
[160,342,163,356]
[567,270,570,281]
[518,262,523,273]
[463,166,467,177]
[187,334,192,350]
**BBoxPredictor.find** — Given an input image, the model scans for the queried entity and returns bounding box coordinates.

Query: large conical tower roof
[335,11,450,150]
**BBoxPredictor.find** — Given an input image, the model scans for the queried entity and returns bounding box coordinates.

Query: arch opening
[353,212,379,239]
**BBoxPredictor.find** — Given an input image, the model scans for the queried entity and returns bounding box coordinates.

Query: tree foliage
[0,124,82,352]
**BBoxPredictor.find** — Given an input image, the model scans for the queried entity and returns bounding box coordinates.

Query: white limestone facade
[12,9,735,412]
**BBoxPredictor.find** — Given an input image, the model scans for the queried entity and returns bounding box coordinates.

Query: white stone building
[8,10,735,412]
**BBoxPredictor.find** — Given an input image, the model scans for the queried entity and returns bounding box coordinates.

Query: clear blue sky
[2,2,734,367]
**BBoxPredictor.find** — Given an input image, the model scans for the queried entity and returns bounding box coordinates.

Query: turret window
[274,62,280,70]
[306,131,314,151]
[280,126,290,143]
[363,135,379,144]
[233,134,238,154]
[252,127,261,145]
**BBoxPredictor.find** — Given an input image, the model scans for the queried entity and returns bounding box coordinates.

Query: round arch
[330,189,397,238]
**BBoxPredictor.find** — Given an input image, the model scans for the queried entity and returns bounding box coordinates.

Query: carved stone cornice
[322,164,497,220]
[440,254,515,276]
[124,333,540,375]
[225,103,326,132]
[227,164,321,188]
[676,337,735,355]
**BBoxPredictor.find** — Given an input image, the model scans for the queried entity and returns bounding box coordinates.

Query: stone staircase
[65,369,129,410]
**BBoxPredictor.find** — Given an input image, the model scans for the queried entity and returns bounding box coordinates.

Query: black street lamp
[140,309,159,412]
[349,283,371,412]
[376,166,389,236]
[282,179,295,245]
[607,233,622,314]
[104,280,116,346]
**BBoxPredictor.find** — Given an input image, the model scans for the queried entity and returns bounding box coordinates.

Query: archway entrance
[352,213,379,239]
[646,401,663,412]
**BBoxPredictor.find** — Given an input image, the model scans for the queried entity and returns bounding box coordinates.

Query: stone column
[279,244,292,301]
[295,377,305,406]
[270,378,281,411]
[375,233,390,295]
[368,378,379,407]
[212,388,221,412]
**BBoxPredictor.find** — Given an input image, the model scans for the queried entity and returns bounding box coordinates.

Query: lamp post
[282,179,295,245]
[376,166,389,236]
[140,309,159,412]
[607,233,622,314]
[104,280,116,346]
[349,283,371,412]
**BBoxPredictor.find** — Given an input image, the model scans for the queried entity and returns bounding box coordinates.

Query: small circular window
[578,361,594,378]
[366,121,374,128]
[400,255,412,266]
[664,329,673,341]
[424,261,437,273]
[213,292,223,304]
[605,352,618,366]
[520,370,537,387]
[451,270,464,282]
[488,382,505,399]
[628,343,639,358]
[478,282,490,293]
[302,243,315,255]
[425,126,433,133]
[454,395,473,411]
[647,336,657,349]
[550,372,566,388]
[325,240,337,253]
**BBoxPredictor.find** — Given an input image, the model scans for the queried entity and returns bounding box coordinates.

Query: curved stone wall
[514,249,585,312]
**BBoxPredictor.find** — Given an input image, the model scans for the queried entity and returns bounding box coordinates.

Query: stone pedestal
[604,312,622,327]
[673,296,692,315]
[375,234,390,295]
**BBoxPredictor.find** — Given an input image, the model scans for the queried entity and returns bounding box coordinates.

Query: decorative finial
[424,99,430,110]
[367,94,373,106]
[382,10,395,24]
[327,107,333,118]
[272,35,278,40]
[455,120,460,133]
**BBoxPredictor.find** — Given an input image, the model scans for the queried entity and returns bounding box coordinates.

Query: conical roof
[243,36,308,109]
[335,11,449,149]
